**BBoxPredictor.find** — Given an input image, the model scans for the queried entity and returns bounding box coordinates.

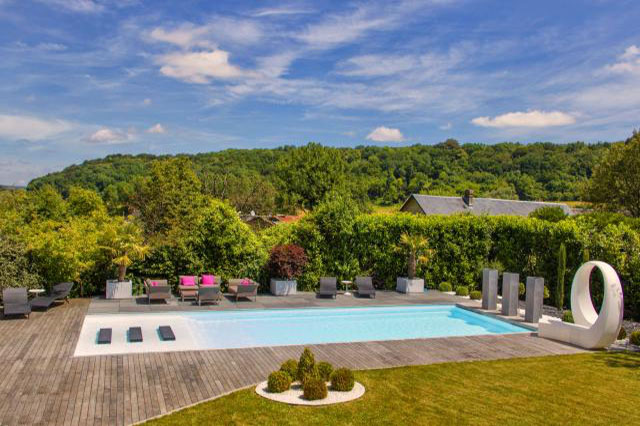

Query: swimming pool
[74,305,530,356]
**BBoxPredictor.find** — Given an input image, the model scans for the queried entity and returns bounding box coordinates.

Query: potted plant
[396,233,432,294]
[268,244,307,296]
[100,217,149,299]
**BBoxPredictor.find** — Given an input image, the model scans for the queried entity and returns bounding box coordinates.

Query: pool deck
[0,292,585,425]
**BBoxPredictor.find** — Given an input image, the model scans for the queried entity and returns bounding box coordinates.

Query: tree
[586,131,640,217]
[0,234,41,292]
[67,186,106,217]
[275,143,347,210]
[397,233,432,279]
[99,217,149,282]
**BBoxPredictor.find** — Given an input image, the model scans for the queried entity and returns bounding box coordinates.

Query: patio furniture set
[144,275,258,305]
[1,282,74,318]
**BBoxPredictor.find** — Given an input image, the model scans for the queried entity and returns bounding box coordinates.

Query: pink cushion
[180,276,196,286]
[150,281,158,287]
[241,278,251,285]
[201,275,216,286]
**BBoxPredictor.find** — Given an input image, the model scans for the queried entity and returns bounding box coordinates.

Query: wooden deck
[0,298,585,426]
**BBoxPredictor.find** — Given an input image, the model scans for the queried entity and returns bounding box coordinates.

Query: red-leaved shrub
[268,244,308,280]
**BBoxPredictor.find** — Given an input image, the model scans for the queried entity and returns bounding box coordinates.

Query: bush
[562,310,574,323]
[543,285,550,299]
[280,359,298,381]
[438,282,452,292]
[455,286,469,296]
[630,330,640,346]
[267,244,308,280]
[518,282,525,299]
[297,348,315,381]
[317,361,333,381]
[331,368,355,391]
[267,371,291,393]
[618,327,627,340]
[303,378,328,400]
[469,290,482,300]
[301,365,321,387]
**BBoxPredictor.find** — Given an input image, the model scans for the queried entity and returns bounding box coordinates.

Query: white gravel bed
[255,381,365,406]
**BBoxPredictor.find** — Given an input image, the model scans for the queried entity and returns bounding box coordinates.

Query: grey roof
[402,194,573,216]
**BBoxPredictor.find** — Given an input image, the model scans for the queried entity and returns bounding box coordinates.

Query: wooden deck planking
[0,298,586,426]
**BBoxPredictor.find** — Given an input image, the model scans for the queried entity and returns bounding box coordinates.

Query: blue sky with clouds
[1,0,639,185]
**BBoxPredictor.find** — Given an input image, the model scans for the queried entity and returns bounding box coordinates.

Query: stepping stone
[128,327,143,342]
[158,326,176,341]
[97,328,111,344]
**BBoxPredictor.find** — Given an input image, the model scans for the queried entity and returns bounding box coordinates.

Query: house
[400,190,573,216]
[240,211,304,231]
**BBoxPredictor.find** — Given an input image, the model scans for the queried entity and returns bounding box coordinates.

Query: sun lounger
[355,276,376,298]
[30,295,57,309]
[228,279,258,302]
[144,279,172,303]
[158,326,175,341]
[31,282,74,310]
[97,328,112,344]
[197,286,222,305]
[318,277,337,299]
[128,327,143,342]
[2,288,31,318]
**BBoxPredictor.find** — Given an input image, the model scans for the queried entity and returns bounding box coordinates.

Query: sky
[1,0,640,185]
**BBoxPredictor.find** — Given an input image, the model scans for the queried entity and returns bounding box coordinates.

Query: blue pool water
[186,305,529,350]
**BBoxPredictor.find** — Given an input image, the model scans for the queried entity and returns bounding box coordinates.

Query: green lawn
[145,352,640,425]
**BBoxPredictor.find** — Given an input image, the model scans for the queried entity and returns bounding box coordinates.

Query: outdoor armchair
[2,288,31,318]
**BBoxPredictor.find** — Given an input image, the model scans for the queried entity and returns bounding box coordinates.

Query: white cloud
[148,19,262,49]
[471,110,575,128]
[149,24,213,49]
[337,55,417,77]
[157,49,250,84]
[251,7,312,17]
[146,123,166,134]
[87,127,134,144]
[604,45,640,74]
[0,114,72,140]
[35,0,104,13]
[366,126,405,142]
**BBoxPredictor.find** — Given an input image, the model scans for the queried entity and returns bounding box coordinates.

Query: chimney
[463,189,474,207]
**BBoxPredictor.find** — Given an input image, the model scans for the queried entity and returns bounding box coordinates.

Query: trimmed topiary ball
[455,286,469,296]
[297,348,315,381]
[331,368,355,391]
[618,327,627,340]
[469,290,482,300]
[317,361,333,381]
[562,310,574,323]
[630,330,640,346]
[438,282,452,292]
[280,359,298,381]
[303,378,328,400]
[267,371,291,393]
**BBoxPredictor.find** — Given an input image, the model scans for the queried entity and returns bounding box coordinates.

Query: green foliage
[67,186,106,217]
[587,131,640,217]
[556,243,567,310]
[303,378,328,401]
[267,371,291,393]
[279,359,298,381]
[562,310,574,323]
[99,216,149,281]
[297,348,315,382]
[519,282,525,298]
[0,234,41,292]
[455,286,469,296]
[301,366,321,387]
[317,362,334,382]
[470,290,482,300]
[617,327,627,340]
[438,282,452,292]
[397,233,432,279]
[629,330,640,346]
[544,285,550,299]
[529,206,567,222]
[330,368,355,392]
[267,244,307,280]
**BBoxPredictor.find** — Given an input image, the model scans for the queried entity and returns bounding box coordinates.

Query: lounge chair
[228,279,258,302]
[355,276,376,298]
[197,286,222,305]
[31,282,74,310]
[178,275,198,302]
[144,279,172,303]
[2,288,31,318]
[318,277,337,299]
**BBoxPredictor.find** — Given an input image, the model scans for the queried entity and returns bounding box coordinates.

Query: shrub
[543,285,550,299]
[618,327,627,340]
[331,368,355,391]
[267,371,291,393]
[317,361,333,381]
[438,282,452,292]
[280,359,298,381]
[518,282,525,298]
[562,310,574,323]
[630,330,640,346]
[303,378,328,400]
[301,365,321,387]
[529,206,567,222]
[267,244,308,280]
[469,290,482,300]
[455,286,469,296]
[297,348,315,381]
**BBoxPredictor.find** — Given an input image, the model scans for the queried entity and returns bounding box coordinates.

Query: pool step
[159,326,176,341]
[97,328,111,344]
[128,327,143,343]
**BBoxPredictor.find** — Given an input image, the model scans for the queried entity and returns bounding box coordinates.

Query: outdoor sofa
[318,277,338,298]
[144,279,172,303]
[2,288,31,318]
[355,276,376,298]
[227,278,258,302]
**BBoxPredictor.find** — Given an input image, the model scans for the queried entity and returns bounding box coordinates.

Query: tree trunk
[408,252,416,279]
[118,264,127,282]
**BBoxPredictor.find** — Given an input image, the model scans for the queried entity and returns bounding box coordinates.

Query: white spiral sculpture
[538,261,623,349]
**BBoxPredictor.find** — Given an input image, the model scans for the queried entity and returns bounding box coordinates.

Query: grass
[145,352,640,425]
